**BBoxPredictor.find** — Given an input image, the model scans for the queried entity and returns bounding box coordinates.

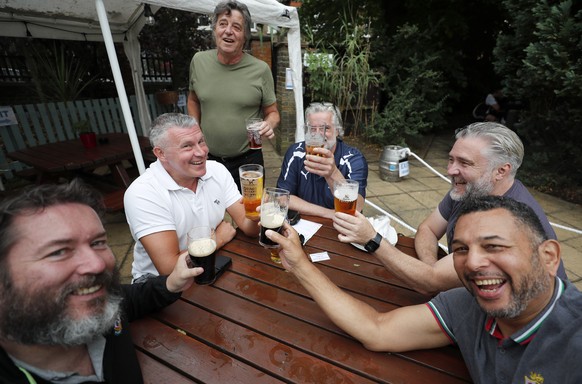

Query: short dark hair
[212,0,253,49]
[0,179,105,263]
[457,196,548,246]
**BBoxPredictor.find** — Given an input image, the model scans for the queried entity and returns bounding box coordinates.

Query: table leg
[109,162,132,188]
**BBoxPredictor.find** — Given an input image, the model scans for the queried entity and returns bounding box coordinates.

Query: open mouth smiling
[73,284,102,296]
[474,278,506,293]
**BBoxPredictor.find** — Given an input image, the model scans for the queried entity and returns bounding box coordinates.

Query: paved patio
[106,133,582,289]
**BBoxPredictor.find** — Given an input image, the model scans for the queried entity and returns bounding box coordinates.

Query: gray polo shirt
[427,278,582,383]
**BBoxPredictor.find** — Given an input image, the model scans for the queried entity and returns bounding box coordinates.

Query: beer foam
[334,186,358,201]
[188,238,216,257]
[261,213,286,229]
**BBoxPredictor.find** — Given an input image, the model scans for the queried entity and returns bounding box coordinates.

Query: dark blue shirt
[277,139,368,209]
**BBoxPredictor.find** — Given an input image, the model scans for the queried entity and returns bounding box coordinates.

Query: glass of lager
[246,118,263,150]
[187,226,217,285]
[239,164,263,219]
[259,187,290,262]
[304,123,326,156]
[333,179,359,215]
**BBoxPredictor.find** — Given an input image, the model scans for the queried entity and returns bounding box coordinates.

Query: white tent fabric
[0,0,304,174]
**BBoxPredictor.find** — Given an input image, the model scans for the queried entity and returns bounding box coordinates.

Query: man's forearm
[414,226,441,265]
[372,241,460,296]
[289,195,334,219]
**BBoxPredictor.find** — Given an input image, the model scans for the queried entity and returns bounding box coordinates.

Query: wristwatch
[364,232,383,253]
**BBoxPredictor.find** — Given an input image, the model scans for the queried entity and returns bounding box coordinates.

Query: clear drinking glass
[333,179,359,215]
[239,164,264,219]
[187,226,217,284]
[259,187,290,263]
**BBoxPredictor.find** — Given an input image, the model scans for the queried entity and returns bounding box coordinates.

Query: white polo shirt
[124,160,241,280]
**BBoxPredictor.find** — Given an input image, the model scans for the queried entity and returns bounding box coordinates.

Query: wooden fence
[0,93,187,179]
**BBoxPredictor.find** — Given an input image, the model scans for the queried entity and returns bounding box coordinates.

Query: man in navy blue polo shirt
[277,102,368,219]
[268,196,582,384]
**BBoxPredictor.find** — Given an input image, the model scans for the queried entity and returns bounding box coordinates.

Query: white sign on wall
[0,107,17,127]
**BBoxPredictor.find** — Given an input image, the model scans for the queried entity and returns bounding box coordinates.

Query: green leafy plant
[72,120,93,135]
[303,13,379,136]
[366,24,447,146]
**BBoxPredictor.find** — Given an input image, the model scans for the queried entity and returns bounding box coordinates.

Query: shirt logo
[524,372,544,384]
[114,314,122,335]
[214,199,220,205]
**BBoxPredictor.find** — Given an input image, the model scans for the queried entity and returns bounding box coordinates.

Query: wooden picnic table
[7,133,151,210]
[131,216,472,383]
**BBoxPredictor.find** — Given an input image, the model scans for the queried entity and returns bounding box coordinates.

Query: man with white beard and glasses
[333,122,566,295]
[268,196,582,384]
[0,180,201,383]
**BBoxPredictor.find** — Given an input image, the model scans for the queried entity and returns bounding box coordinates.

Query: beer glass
[259,187,290,257]
[239,164,264,219]
[187,226,217,285]
[304,123,326,156]
[246,118,263,150]
[333,179,359,215]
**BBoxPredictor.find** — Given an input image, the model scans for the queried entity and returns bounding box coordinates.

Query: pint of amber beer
[304,124,326,156]
[333,179,359,215]
[239,164,263,219]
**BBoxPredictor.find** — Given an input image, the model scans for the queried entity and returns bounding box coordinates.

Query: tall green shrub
[494,0,582,185]
[367,24,447,146]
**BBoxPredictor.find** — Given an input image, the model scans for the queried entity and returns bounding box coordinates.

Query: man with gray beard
[333,122,566,295]
[269,196,582,384]
[0,180,202,383]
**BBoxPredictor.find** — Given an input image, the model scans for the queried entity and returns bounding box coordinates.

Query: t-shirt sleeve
[260,63,277,106]
[437,192,454,221]
[124,181,175,241]
[426,288,470,345]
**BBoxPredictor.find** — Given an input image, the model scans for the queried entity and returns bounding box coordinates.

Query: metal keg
[379,145,410,182]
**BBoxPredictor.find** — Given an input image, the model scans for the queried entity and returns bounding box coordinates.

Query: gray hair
[455,122,524,176]
[149,113,199,148]
[305,102,344,137]
[211,0,253,49]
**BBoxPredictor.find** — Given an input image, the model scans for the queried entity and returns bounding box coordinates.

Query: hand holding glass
[187,226,217,284]
[333,180,359,215]
[259,187,290,263]
[246,118,263,149]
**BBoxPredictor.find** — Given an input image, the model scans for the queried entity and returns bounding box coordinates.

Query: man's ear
[494,163,511,181]
[538,239,561,277]
[153,146,164,160]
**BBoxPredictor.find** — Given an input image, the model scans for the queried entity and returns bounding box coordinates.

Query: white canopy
[0,0,304,173]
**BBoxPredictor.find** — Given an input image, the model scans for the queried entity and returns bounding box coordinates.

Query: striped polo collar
[485,277,565,345]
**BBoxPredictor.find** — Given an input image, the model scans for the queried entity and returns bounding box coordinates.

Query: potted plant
[73,120,97,149]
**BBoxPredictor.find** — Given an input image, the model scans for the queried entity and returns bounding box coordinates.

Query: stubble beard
[0,269,123,346]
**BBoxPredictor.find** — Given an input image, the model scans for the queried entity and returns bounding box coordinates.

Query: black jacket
[0,276,181,384]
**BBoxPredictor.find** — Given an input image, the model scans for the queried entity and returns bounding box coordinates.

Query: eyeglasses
[306,123,329,134]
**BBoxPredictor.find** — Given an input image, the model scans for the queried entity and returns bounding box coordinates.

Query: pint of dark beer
[259,210,286,247]
[239,164,263,219]
[259,188,290,250]
[187,227,217,285]
[246,118,263,150]
[333,180,359,215]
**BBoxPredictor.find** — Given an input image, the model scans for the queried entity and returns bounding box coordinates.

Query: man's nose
[76,247,108,275]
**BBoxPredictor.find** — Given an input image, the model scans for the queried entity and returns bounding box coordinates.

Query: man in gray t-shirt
[273,196,582,384]
[333,122,566,295]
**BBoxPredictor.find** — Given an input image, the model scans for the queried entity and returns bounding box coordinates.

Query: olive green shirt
[189,49,277,157]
